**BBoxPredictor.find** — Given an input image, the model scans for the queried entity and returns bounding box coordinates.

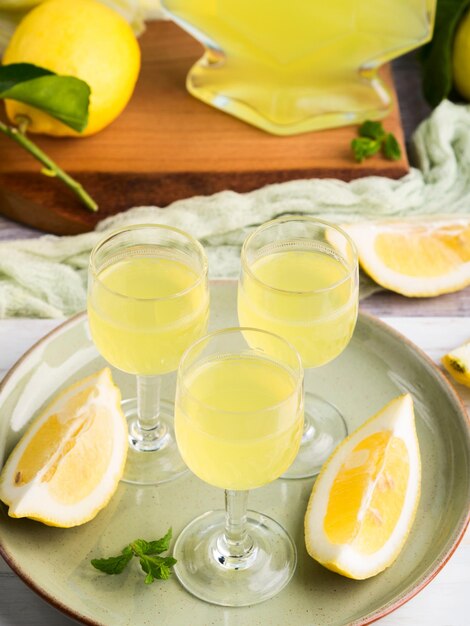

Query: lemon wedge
[0,368,127,528]
[305,394,421,580]
[442,341,470,387]
[344,219,470,296]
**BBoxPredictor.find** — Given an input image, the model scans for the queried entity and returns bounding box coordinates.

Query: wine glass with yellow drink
[87,224,209,485]
[238,216,359,478]
[173,327,304,606]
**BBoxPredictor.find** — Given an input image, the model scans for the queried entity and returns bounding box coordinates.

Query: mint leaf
[0,62,90,132]
[145,528,172,555]
[140,555,177,584]
[351,120,402,162]
[351,137,381,162]
[383,133,402,160]
[130,539,150,556]
[91,546,133,575]
[130,529,172,556]
[420,0,470,107]
[91,528,176,585]
[158,557,177,580]
[358,120,386,141]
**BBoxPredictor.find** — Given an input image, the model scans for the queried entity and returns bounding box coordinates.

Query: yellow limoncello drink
[88,255,209,376]
[238,248,358,368]
[162,0,435,132]
[175,355,303,490]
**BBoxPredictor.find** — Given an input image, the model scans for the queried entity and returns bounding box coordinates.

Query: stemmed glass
[173,327,304,606]
[238,216,358,478]
[87,224,209,485]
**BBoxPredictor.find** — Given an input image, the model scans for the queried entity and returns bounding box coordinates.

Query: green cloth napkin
[0,100,469,318]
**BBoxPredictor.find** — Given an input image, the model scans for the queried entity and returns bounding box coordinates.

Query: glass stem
[137,375,162,430]
[129,375,169,452]
[301,369,315,443]
[215,490,256,568]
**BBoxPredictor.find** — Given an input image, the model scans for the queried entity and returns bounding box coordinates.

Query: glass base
[187,60,391,136]
[173,509,297,606]
[121,398,187,486]
[282,393,348,480]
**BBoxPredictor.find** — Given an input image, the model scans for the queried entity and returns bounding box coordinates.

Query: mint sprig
[91,528,176,584]
[351,121,402,163]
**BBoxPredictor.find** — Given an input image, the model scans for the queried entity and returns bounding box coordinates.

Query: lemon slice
[305,394,421,580]
[344,219,470,296]
[442,341,470,387]
[0,368,127,528]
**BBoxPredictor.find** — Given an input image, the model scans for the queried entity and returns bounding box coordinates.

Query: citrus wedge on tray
[0,367,127,528]
[344,219,470,296]
[442,340,470,387]
[305,394,421,580]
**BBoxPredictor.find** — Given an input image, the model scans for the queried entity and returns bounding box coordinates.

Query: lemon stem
[0,118,98,213]
[16,114,30,136]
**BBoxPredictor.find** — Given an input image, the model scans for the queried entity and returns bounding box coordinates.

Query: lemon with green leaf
[3,0,141,136]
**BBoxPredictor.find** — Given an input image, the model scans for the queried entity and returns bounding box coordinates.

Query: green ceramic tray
[0,282,469,626]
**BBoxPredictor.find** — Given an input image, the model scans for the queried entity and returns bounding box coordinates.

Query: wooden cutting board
[0,20,409,235]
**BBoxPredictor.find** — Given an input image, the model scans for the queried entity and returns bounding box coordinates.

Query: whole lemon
[453,9,470,101]
[3,0,141,136]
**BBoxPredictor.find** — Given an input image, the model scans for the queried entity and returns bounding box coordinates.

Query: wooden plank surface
[0,21,408,236]
[360,286,470,317]
[0,316,468,626]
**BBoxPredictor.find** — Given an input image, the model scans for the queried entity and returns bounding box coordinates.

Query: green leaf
[358,120,386,141]
[155,561,173,581]
[383,133,402,160]
[0,63,53,92]
[130,529,172,556]
[351,137,381,162]
[130,539,150,556]
[90,528,176,585]
[0,62,90,132]
[163,556,177,569]
[145,528,172,555]
[91,546,133,575]
[139,554,177,584]
[420,0,470,107]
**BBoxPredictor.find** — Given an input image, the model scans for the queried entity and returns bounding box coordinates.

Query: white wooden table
[0,315,469,626]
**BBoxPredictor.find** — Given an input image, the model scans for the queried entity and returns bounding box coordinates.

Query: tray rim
[0,305,469,626]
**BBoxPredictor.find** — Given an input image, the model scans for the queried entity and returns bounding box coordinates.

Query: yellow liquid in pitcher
[162,0,435,133]
[238,249,358,368]
[88,255,209,376]
[175,355,303,490]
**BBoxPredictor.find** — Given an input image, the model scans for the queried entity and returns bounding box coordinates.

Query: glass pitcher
[161,0,436,135]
